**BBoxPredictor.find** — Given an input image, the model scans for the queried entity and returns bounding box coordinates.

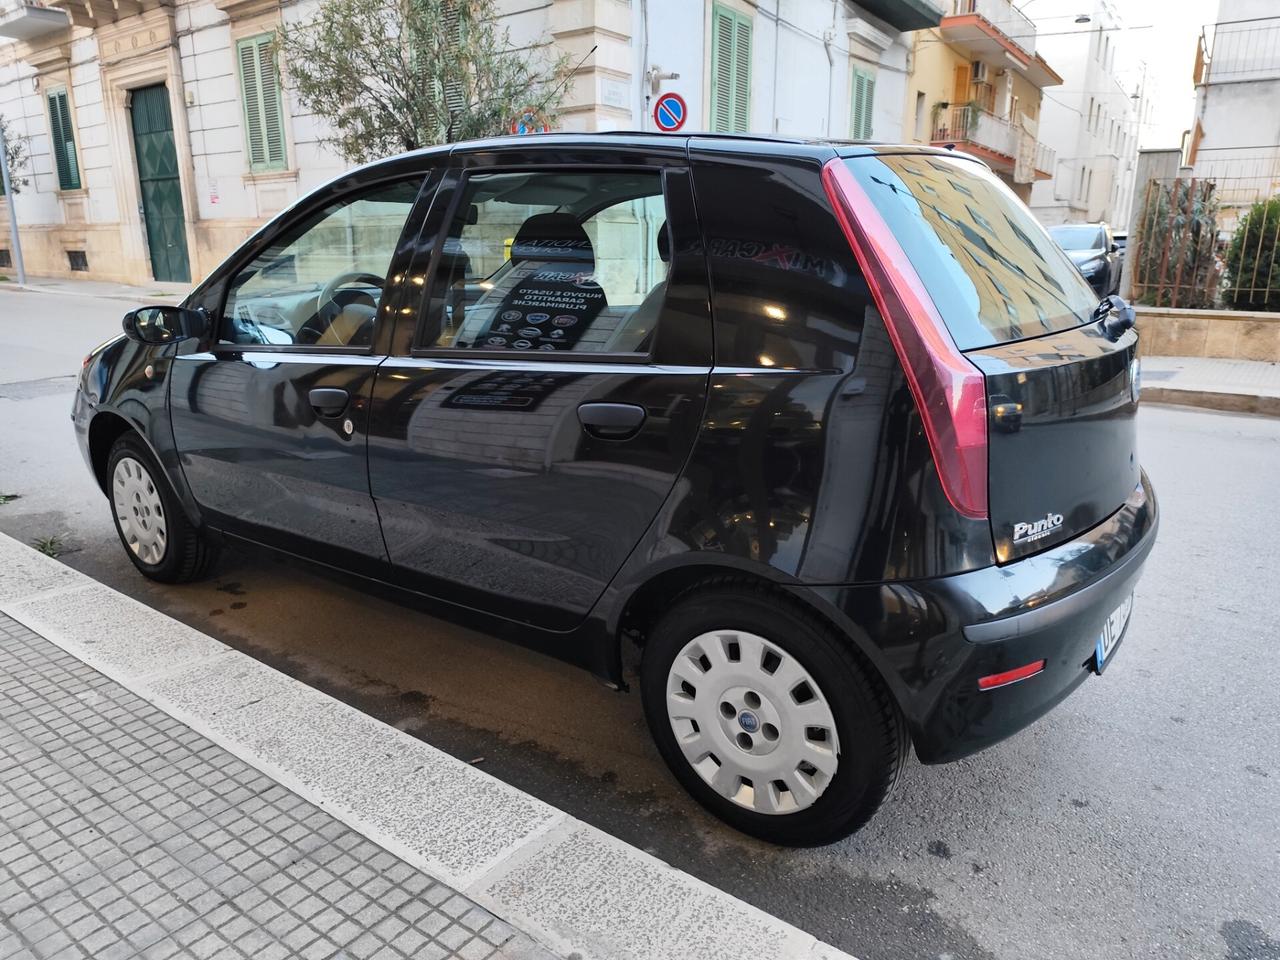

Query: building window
[0,249,11,269]
[850,68,876,139]
[710,4,752,133]
[914,91,926,140]
[67,250,88,271]
[237,33,288,173]
[47,88,81,191]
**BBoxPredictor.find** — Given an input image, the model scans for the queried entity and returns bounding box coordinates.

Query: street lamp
[0,119,27,286]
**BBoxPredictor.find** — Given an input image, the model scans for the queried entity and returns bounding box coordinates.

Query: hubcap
[112,456,167,565]
[665,630,840,815]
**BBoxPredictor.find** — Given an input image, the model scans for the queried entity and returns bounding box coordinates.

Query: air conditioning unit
[971,60,989,83]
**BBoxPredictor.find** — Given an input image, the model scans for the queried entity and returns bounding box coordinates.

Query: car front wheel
[640,583,908,846]
[107,432,217,583]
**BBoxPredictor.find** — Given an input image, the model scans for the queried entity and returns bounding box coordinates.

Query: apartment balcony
[0,0,69,39]
[31,0,169,29]
[940,0,1062,88]
[931,105,1054,183]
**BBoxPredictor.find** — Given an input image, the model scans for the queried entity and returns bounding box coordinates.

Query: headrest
[510,213,594,266]
[657,221,670,263]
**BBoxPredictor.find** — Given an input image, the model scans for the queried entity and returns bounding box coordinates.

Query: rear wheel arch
[616,564,901,709]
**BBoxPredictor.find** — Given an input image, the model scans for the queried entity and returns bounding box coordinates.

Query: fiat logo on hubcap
[738,711,759,733]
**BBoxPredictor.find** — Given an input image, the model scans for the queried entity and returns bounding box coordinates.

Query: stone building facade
[0,0,943,284]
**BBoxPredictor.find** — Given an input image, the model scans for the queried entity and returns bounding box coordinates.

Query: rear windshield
[1049,224,1105,250]
[844,155,1098,350]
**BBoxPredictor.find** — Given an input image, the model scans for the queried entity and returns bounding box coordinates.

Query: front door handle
[308,387,350,418]
[577,402,646,440]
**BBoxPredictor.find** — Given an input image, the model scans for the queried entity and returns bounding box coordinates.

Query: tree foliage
[1131,178,1219,309]
[1222,196,1280,312]
[276,0,571,164]
[0,114,29,196]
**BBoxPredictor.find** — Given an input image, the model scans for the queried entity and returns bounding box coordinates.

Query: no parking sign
[653,92,687,133]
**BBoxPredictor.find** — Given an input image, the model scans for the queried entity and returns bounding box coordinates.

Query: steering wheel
[297,271,386,344]
[318,270,385,317]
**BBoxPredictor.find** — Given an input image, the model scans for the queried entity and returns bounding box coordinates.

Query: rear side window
[418,169,668,355]
[844,155,1098,350]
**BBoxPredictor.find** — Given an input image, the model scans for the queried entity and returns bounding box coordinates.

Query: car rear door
[169,168,437,569]
[367,142,713,631]
[837,152,1140,562]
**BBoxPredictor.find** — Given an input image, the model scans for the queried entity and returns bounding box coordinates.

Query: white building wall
[1028,0,1139,228]
[500,0,913,139]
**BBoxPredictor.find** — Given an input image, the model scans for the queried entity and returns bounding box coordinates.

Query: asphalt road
[2,286,1277,960]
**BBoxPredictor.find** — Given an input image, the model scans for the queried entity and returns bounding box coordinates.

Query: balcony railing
[932,105,1054,182]
[933,105,1017,156]
[949,0,1036,57]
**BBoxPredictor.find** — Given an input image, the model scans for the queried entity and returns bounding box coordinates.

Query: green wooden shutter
[710,5,752,133]
[238,34,287,172]
[47,89,80,191]
[850,69,875,140]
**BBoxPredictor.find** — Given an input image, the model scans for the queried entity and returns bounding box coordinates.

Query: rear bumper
[801,471,1158,763]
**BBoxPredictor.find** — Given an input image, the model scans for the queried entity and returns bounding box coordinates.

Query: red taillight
[977,659,1046,690]
[821,159,989,520]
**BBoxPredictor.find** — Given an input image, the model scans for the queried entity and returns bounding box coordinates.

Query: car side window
[419,169,668,354]
[220,178,423,348]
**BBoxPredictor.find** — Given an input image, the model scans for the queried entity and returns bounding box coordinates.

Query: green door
[130,84,190,283]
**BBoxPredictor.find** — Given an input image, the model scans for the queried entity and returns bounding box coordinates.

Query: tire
[640,582,908,846]
[107,432,218,583]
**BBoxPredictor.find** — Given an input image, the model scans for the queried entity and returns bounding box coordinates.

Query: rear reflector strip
[978,659,1046,691]
[821,159,989,520]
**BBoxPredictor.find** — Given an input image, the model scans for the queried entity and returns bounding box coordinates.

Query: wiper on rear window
[1093,295,1136,341]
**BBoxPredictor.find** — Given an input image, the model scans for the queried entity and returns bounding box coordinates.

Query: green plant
[1131,178,1220,309]
[31,534,65,557]
[0,113,29,195]
[963,98,984,136]
[276,0,571,164]
[0,493,20,504]
[1222,196,1280,312]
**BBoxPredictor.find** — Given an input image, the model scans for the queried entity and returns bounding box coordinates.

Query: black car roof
[353,132,976,174]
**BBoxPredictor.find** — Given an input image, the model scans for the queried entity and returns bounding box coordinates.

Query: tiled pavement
[0,613,528,960]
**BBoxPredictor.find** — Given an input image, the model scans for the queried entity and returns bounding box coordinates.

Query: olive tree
[276,0,571,164]
[0,114,29,196]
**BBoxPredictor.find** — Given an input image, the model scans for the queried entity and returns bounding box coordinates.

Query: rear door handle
[308,387,350,418]
[577,402,646,440]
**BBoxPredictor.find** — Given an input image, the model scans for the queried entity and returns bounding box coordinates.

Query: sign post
[0,120,27,285]
[652,93,687,133]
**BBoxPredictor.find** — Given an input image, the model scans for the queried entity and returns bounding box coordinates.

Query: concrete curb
[0,532,856,960]
[1143,387,1280,418]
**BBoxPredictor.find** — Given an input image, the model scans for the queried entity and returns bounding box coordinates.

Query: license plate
[1094,593,1133,673]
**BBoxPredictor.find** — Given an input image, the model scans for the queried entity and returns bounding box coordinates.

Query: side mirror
[122,306,208,345]
[1109,242,1119,253]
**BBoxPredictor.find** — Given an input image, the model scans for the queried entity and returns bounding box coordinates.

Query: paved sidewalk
[1141,356,1280,416]
[0,533,852,960]
[0,276,190,304]
[0,612,538,960]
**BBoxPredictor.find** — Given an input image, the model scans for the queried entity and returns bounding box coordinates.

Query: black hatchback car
[74,134,1157,846]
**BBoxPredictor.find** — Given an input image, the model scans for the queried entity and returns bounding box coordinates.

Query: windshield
[1049,224,1106,250]
[843,155,1099,350]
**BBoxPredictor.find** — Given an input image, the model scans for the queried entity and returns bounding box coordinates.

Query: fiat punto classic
[74,134,1157,846]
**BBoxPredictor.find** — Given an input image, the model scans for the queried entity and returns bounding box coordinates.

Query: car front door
[367,146,713,631]
[170,170,435,569]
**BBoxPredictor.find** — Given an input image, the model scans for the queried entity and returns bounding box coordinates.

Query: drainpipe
[824,0,839,137]
[0,120,26,286]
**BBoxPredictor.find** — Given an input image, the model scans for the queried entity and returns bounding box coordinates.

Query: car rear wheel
[107,433,217,583]
[640,583,908,846]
